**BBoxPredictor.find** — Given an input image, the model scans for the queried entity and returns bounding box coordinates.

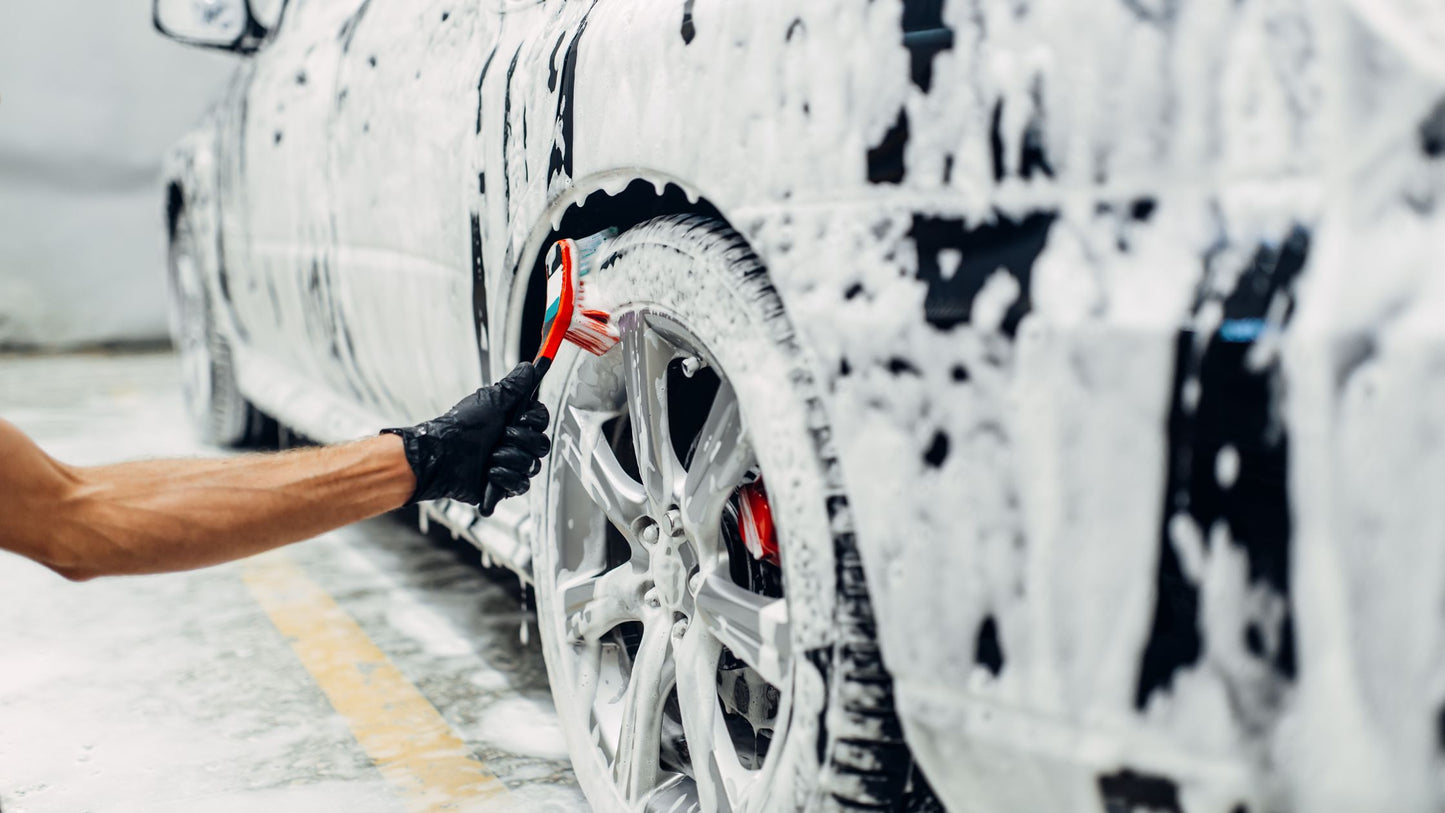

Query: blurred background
[0,0,234,349]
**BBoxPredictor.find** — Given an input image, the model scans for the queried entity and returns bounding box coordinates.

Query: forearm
[42,435,413,580]
[0,364,548,581]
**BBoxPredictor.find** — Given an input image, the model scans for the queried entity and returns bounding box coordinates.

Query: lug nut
[681,356,706,378]
[644,588,661,608]
[689,572,704,595]
[641,523,660,546]
[663,508,684,537]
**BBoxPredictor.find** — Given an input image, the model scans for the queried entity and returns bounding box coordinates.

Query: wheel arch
[161,129,226,299]
[161,126,245,349]
[497,170,736,379]
[165,180,186,244]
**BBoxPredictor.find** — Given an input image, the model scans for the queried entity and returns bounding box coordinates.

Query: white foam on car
[174,0,1445,808]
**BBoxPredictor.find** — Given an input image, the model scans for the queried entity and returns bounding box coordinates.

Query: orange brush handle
[535,240,577,365]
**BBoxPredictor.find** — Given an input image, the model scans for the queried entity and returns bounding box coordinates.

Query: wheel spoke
[575,639,604,729]
[674,621,734,813]
[637,775,697,813]
[564,566,646,643]
[614,614,674,800]
[559,404,648,539]
[619,313,681,510]
[681,381,753,561]
[695,575,791,688]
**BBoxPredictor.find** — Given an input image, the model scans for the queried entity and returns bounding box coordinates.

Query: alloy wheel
[544,308,794,812]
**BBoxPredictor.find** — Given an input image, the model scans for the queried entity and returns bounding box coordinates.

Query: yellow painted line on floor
[241,551,512,813]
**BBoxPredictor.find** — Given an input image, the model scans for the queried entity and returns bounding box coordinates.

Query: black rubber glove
[479,400,551,516]
[382,362,551,509]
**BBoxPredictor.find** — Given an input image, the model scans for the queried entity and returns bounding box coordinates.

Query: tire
[166,214,273,448]
[529,215,910,812]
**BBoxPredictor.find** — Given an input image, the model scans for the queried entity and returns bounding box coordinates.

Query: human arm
[0,362,550,581]
[0,423,413,580]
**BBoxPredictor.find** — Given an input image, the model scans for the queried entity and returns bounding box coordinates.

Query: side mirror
[153,0,283,53]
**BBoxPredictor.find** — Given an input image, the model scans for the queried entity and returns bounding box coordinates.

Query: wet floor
[0,351,588,812]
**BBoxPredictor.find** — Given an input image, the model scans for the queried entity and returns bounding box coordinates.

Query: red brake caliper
[737,477,779,565]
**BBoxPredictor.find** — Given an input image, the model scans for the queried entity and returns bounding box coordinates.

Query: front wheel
[166,214,272,447]
[530,216,910,812]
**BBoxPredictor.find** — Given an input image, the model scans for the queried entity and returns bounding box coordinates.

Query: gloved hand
[478,400,551,515]
[382,362,551,512]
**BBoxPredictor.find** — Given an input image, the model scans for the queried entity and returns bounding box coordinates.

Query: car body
[160,0,1445,810]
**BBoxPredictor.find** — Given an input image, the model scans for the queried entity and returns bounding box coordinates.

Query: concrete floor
[0,351,588,812]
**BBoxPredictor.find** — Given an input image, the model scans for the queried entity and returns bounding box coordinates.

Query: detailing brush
[532,227,620,378]
[480,228,621,516]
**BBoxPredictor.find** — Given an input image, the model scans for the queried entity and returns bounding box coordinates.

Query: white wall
[0,0,236,348]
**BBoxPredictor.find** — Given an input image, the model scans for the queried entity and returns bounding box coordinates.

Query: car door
[225,0,368,394]
[326,0,501,424]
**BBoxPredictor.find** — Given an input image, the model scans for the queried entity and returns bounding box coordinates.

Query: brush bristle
[574,268,624,314]
[538,229,621,362]
[566,314,620,356]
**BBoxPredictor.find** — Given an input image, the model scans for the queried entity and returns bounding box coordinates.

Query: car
[154,0,1445,810]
